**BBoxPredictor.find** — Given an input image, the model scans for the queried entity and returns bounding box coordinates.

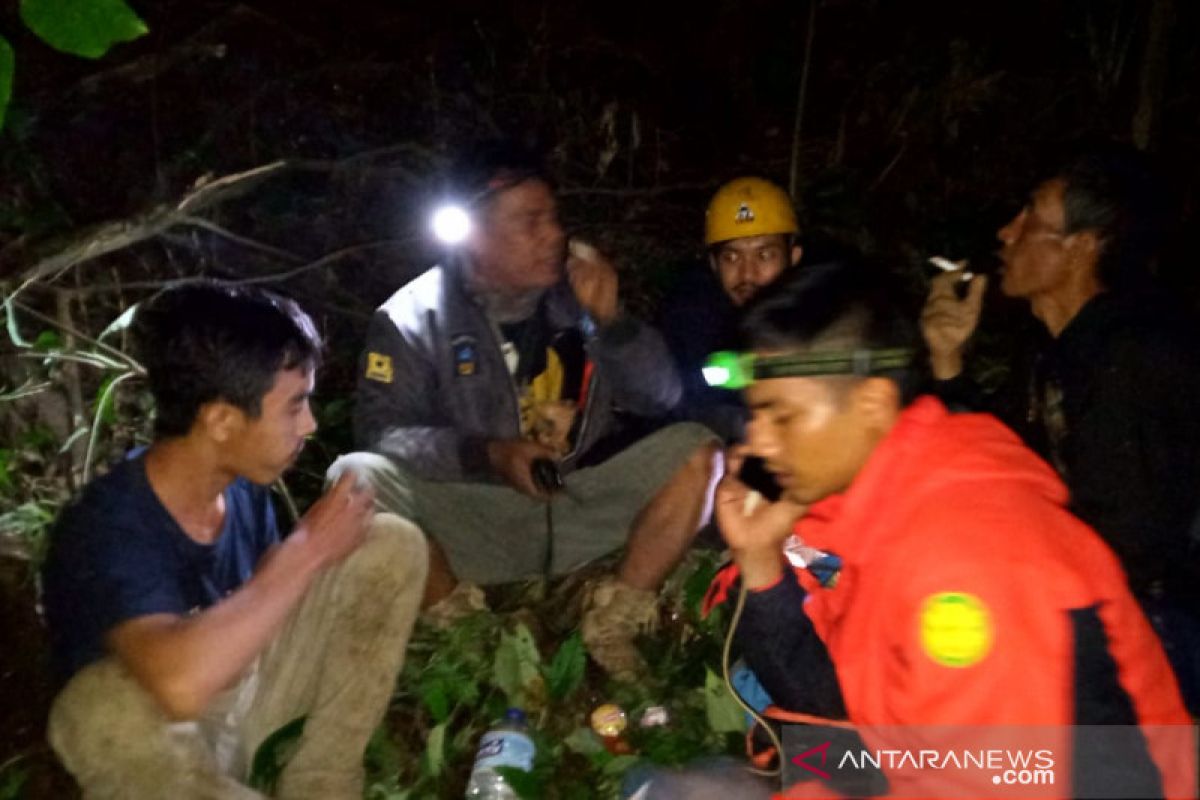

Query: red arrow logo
[791,740,832,779]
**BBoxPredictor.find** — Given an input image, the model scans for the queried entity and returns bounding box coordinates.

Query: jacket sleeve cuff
[593,312,640,346]
[458,436,491,477]
[741,568,807,637]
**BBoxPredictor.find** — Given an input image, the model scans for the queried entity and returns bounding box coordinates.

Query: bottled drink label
[472,730,534,772]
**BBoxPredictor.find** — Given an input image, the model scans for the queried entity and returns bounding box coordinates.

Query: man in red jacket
[704,260,1194,799]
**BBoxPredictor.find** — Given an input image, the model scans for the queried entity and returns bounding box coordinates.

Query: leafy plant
[0,756,29,800]
[0,0,148,128]
[349,550,745,799]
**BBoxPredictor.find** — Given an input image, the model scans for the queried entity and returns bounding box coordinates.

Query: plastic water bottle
[465,708,535,799]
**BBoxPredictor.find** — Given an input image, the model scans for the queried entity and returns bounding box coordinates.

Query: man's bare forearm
[106,532,326,720]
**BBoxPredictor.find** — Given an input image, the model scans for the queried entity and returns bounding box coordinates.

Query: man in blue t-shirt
[41,283,429,800]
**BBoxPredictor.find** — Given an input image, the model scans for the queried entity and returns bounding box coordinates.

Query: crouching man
[41,283,428,800]
[708,261,1193,798]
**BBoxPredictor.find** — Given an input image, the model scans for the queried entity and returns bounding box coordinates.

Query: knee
[353,513,430,591]
[49,659,169,766]
[679,440,722,486]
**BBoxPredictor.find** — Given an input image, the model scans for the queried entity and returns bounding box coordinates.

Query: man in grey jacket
[333,142,719,679]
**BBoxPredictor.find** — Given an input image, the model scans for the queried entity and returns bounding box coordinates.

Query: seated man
[657,176,802,443]
[920,149,1200,711]
[709,262,1192,798]
[42,284,428,800]
[335,141,718,679]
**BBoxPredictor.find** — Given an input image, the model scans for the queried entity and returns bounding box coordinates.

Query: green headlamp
[702,347,916,389]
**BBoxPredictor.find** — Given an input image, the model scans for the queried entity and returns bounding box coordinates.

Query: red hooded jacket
[714,398,1194,798]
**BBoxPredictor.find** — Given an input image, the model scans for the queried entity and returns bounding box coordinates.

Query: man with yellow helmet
[704,177,803,306]
[658,177,802,442]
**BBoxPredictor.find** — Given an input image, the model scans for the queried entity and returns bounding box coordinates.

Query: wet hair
[1055,147,1171,290]
[739,259,921,402]
[133,282,322,438]
[446,139,554,213]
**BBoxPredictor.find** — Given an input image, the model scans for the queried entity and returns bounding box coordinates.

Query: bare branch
[178,216,306,263]
[557,182,711,198]
[69,239,409,295]
[3,161,296,289]
[223,240,409,286]
[174,161,292,214]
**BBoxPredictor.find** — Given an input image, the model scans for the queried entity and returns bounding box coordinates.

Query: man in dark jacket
[658,177,802,443]
[920,148,1200,712]
[334,142,719,679]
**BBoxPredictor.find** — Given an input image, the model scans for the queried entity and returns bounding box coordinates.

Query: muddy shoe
[581,579,658,680]
[422,581,489,628]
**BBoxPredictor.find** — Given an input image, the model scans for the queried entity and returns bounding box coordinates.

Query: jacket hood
[798,396,1068,555]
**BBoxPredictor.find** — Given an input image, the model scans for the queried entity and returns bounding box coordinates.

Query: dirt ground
[0,557,78,798]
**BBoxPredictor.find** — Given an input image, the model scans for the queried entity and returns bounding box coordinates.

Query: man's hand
[566,239,619,326]
[486,438,558,498]
[920,268,988,380]
[714,448,807,588]
[293,471,374,569]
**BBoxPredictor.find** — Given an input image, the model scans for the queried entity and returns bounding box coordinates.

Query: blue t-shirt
[41,454,279,685]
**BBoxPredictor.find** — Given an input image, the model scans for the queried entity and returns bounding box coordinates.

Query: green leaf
[600,753,640,776]
[491,623,544,707]
[94,373,119,425]
[33,329,62,350]
[0,37,13,131]
[0,761,29,800]
[248,715,306,793]
[58,425,88,454]
[703,667,745,733]
[562,726,605,756]
[494,765,542,799]
[3,298,30,348]
[418,680,450,723]
[98,303,138,340]
[421,721,447,778]
[543,632,585,700]
[20,0,148,59]
[364,724,403,785]
[0,449,12,494]
[682,553,721,615]
[0,379,53,402]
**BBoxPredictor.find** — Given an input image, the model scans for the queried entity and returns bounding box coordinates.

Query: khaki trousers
[47,513,428,800]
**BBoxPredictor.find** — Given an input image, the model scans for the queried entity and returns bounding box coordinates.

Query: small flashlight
[431,204,472,245]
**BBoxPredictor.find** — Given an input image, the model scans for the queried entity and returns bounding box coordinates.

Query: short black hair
[740,259,920,400]
[1055,147,1172,290]
[446,139,553,211]
[133,282,322,438]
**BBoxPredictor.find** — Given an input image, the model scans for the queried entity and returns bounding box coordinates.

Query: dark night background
[1,0,1198,795]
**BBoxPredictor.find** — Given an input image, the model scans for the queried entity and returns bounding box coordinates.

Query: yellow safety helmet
[704,177,798,245]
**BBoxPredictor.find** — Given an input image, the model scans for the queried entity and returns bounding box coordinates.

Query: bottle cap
[590,703,627,738]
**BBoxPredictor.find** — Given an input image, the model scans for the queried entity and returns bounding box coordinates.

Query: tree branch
[3,161,295,290]
[178,215,306,263]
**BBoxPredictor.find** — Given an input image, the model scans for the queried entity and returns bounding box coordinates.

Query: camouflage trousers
[47,513,428,800]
